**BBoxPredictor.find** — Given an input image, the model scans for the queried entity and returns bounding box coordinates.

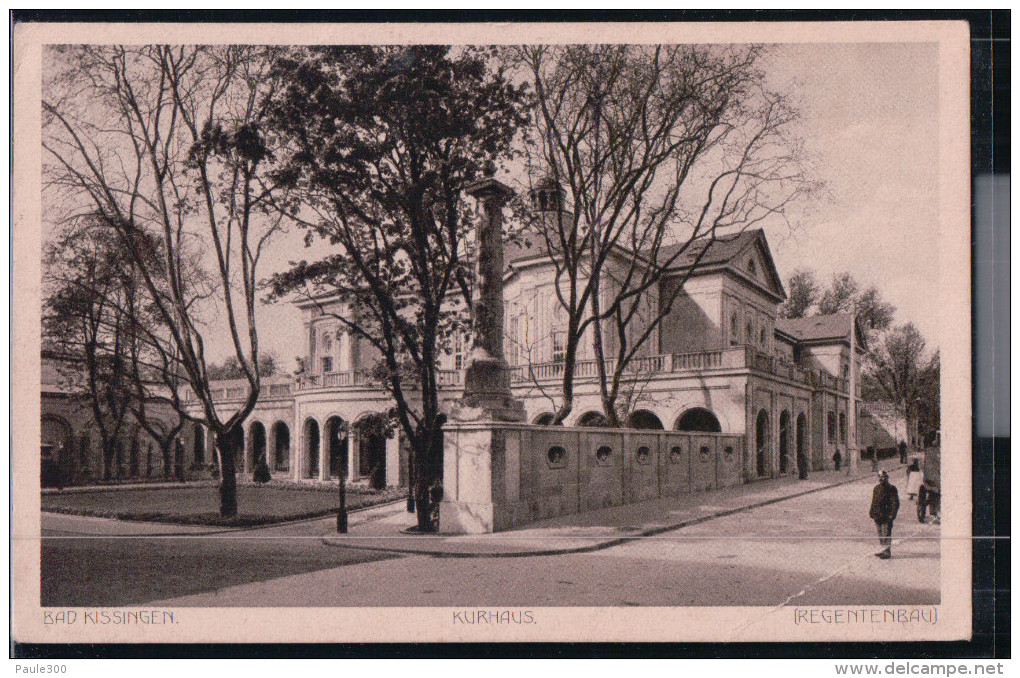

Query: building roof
[506,227,786,302]
[776,313,868,350]
[509,227,762,270]
[656,229,763,270]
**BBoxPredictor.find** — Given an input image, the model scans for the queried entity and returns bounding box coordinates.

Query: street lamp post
[337,425,349,534]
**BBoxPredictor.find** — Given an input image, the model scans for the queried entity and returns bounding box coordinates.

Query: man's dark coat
[869,481,900,522]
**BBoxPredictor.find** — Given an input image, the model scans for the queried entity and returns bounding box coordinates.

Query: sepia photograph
[12,19,972,644]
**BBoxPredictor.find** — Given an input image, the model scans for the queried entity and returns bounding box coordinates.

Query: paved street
[39,469,939,608]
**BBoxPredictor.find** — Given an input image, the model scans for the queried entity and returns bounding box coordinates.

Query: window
[746,321,754,343]
[323,333,332,353]
[635,446,651,465]
[308,327,316,364]
[453,333,465,371]
[321,356,333,374]
[748,258,757,276]
[827,412,837,444]
[760,327,767,347]
[839,412,847,443]
[552,331,566,364]
[669,445,683,463]
[507,315,518,366]
[547,446,567,468]
[595,445,613,466]
[538,189,560,211]
[730,314,739,346]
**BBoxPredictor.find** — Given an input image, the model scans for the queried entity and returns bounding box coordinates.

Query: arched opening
[674,407,722,433]
[78,433,91,479]
[193,424,205,465]
[779,410,791,474]
[532,412,559,426]
[325,416,347,479]
[249,421,267,474]
[41,415,72,488]
[303,418,320,479]
[355,414,389,490]
[145,422,168,478]
[796,413,808,478]
[272,421,290,472]
[577,411,609,428]
[755,410,770,477]
[627,410,664,430]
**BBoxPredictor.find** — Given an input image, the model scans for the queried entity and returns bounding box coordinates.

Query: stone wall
[440,422,744,534]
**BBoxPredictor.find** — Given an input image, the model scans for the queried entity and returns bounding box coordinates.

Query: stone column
[442,173,526,534]
[348,428,360,480]
[319,425,330,481]
[206,431,217,470]
[244,430,253,476]
[452,175,525,423]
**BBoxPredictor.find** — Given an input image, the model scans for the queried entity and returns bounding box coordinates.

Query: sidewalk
[322,461,907,558]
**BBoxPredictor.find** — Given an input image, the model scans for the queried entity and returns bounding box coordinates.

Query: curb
[320,470,886,559]
[42,498,408,538]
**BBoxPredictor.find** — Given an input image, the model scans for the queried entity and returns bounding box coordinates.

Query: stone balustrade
[509,345,850,393]
[186,345,849,402]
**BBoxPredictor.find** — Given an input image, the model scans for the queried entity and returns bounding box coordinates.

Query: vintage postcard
[12,19,971,644]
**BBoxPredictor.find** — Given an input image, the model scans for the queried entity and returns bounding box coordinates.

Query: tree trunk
[406,445,416,513]
[103,441,115,481]
[412,438,432,531]
[161,441,173,480]
[411,419,445,532]
[216,432,240,517]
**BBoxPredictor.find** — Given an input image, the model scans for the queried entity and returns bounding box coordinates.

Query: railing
[299,370,371,390]
[269,383,292,397]
[437,369,464,387]
[511,346,850,393]
[240,347,853,396]
[297,369,464,391]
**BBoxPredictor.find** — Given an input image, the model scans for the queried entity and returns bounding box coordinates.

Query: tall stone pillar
[319,425,330,481]
[441,173,526,534]
[451,174,525,423]
[348,428,360,479]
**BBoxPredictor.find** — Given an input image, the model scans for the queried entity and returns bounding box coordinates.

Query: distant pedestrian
[832,448,842,472]
[899,440,908,464]
[869,469,900,559]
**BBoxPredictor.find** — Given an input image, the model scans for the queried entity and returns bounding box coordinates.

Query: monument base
[438,422,526,534]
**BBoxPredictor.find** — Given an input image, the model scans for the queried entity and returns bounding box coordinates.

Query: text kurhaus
[453,610,535,625]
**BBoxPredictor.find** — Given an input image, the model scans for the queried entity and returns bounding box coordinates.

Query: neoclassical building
[174,226,866,489]
[41,202,868,489]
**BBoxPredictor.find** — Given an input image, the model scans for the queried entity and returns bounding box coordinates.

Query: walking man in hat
[869,469,900,559]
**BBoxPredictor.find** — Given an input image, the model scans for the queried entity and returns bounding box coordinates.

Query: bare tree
[43,45,291,516]
[509,44,814,426]
[44,218,137,479]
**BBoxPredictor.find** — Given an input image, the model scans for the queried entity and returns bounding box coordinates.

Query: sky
[62,42,939,370]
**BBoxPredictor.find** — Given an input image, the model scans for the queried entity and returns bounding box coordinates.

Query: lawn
[41,484,406,527]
